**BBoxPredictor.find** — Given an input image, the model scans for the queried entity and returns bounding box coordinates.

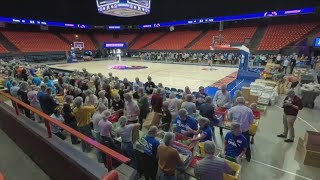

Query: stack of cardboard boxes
[296,131,320,168]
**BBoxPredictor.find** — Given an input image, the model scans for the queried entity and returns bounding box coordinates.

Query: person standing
[157,132,183,180]
[124,93,140,123]
[27,85,42,122]
[151,88,163,113]
[282,56,289,74]
[133,77,144,89]
[73,97,95,153]
[173,109,198,138]
[116,116,140,169]
[137,87,150,129]
[62,95,80,144]
[227,97,253,162]
[145,76,156,95]
[181,94,196,117]
[290,53,297,74]
[317,68,320,84]
[194,86,208,109]
[99,110,116,168]
[50,108,66,140]
[194,141,232,180]
[143,126,160,180]
[199,96,216,133]
[213,84,231,135]
[277,90,303,143]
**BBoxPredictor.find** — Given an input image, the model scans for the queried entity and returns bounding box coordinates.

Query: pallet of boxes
[296,131,320,168]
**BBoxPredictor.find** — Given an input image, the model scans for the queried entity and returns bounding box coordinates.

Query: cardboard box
[295,131,320,168]
[249,94,259,104]
[241,87,250,101]
[304,131,320,152]
[223,159,241,180]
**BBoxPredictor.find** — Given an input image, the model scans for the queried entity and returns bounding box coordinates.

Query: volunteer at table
[283,75,299,89]
[195,141,232,180]
[221,123,247,163]
[188,117,212,143]
[172,109,198,138]
[143,126,160,180]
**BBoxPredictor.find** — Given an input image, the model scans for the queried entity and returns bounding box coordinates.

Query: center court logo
[110,65,148,70]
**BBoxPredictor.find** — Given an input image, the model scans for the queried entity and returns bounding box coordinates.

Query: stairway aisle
[0,129,51,180]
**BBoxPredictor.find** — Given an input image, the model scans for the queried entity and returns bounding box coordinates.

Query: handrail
[0,91,130,171]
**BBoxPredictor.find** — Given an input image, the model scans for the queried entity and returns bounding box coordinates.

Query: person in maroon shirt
[151,88,163,113]
[277,90,303,143]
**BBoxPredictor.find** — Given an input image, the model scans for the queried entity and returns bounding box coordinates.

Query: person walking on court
[277,90,303,143]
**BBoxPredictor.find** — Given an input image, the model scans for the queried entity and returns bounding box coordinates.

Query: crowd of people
[0,58,305,180]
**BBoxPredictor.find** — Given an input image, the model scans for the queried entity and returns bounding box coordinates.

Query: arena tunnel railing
[0,91,130,172]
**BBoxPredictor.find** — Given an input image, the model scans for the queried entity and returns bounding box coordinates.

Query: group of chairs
[164,87,186,99]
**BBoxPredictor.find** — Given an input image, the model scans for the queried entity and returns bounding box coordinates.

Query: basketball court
[49,59,238,92]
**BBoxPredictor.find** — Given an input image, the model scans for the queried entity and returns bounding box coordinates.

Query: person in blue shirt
[143,126,160,180]
[5,77,13,91]
[221,123,247,163]
[194,86,208,109]
[29,66,36,76]
[188,117,212,143]
[43,76,56,94]
[29,76,42,86]
[37,83,47,100]
[173,108,198,137]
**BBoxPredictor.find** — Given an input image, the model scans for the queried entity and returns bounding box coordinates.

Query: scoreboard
[96,0,151,17]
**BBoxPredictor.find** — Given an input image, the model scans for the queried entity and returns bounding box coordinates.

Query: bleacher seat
[190,27,257,50]
[1,31,70,52]
[95,33,137,44]
[0,44,9,53]
[145,31,201,50]
[130,32,164,50]
[61,33,96,50]
[257,23,319,50]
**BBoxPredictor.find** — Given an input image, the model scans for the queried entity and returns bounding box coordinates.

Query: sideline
[251,159,313,180]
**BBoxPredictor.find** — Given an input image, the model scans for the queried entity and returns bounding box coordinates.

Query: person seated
[221,123,247,163]
[172,108,198,138]
[188,117,212,143]
[194,141,232,180]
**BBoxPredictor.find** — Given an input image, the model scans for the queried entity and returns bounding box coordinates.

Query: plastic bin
[224,159,241,180]
[172,144,193,170]
[249,120,259,135]
[173,133,196,152]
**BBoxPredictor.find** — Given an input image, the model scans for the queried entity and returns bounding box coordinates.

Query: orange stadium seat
[130,32,164,50]
[144,31,201,50]
[190,26,257,50]
[0,44,9,53]
[257,23,319,50]
[61,33,96,50]
[1,31,70,52]
[95,33,137,44]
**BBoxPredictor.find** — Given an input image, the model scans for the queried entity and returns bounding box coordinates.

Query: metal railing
[0,91,130,172]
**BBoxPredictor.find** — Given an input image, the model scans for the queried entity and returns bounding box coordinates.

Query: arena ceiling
[1,0,319,25]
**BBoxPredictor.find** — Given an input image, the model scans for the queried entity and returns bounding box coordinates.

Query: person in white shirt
[283,57,290,74]
[124,93,140,123]
[50,108,66,140]
[133,77,144,88]
[84,89,98,107]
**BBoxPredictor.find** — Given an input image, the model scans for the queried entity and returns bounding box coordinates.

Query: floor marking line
[251,159,313,180]
[275,105,319,132]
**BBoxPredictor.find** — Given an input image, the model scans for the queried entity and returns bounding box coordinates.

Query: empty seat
[61,33,96,50]
[1,31,70,52]
[95,33,137,44]
[257,23,319,50]
[0,44,8,53]
[130,32,164,50]
[145,31,202,50]
[190,26,257,50]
